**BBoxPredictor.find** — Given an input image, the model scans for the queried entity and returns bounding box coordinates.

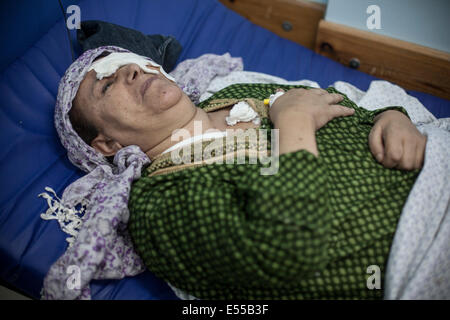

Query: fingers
[399,136,427,170]
[310,88,329,95]
[382,133,403,169]
[382,138,417,170]
[329,104,355,118]
[414,136,426,169]
[376,125,427,171]
[399,139,417,170]
[324,93,345,105]
[388,140,423,170]
[368,123,385,163]
[286,88,344,104]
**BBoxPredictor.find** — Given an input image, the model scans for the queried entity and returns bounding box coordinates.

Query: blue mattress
[0,0,449,300]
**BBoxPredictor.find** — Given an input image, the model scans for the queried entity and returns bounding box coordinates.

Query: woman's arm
[314,86,426,170]
[270,88,355,157]
[275,112,319,156]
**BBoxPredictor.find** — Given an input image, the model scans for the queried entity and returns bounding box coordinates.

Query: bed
[0,0,449,300]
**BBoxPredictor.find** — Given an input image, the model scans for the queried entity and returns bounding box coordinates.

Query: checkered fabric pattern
[128,84,420,299]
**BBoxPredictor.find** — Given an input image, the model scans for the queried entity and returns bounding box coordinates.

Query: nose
[120,63,141,85]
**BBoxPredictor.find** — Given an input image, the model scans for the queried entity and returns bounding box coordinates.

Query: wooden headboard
[315,20,450,100]
[219,0,450,100]
[219,0,326,50]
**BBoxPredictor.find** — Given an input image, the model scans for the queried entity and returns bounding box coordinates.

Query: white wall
[325,0,450,53]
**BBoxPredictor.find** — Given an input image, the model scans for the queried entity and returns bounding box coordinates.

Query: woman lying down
[41,46,449,300]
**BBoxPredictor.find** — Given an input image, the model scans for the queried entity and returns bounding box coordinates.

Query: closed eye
[102,80,114,94]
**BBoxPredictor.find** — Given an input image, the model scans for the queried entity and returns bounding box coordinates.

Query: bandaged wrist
[264,91,285,108]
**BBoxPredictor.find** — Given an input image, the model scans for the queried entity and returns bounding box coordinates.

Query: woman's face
[73,61,195,155]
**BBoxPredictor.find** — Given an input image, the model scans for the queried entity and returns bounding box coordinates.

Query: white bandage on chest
[88,52,176,82]
[225,101,260,126]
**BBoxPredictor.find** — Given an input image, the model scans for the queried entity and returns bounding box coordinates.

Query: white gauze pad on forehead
[88,52,176,82]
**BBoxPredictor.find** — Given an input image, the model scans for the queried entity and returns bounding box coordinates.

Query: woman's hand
[369,110,427,170]
[270,88,355,156]
[269,88,355,131]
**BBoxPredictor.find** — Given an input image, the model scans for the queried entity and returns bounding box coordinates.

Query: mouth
[140,75,157,98]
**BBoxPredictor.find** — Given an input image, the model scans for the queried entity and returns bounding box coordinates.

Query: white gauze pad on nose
[88,52,176,82]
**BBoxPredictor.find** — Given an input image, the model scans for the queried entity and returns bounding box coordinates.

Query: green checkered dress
[128,84,420,299]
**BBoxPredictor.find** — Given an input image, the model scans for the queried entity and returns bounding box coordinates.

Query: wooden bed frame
[315,20,450,100]
[219,0,450,100]
[219,0,326,51]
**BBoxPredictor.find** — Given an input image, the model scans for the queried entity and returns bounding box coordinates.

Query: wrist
[273,111,316,131]
[275,113,318,156]
[373,110,407,124]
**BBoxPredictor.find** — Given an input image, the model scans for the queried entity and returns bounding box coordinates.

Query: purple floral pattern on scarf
[170,53,243,104]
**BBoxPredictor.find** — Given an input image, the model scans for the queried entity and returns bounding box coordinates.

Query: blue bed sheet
[0,0,448,300]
